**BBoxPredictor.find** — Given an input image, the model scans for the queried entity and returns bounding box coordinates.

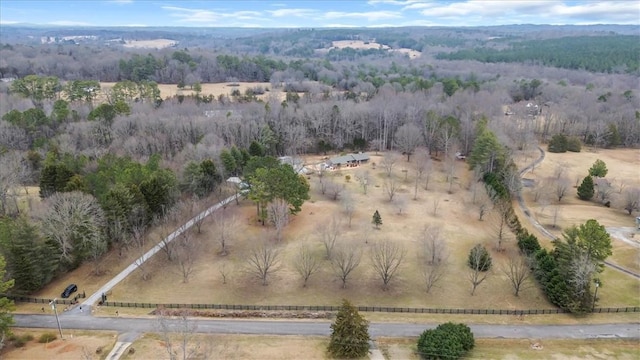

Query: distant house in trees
[278,156,309,174]
[326,152,370,169]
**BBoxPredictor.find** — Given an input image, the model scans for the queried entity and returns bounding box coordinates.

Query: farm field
[99,81,277,102]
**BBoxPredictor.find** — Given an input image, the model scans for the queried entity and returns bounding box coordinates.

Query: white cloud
[48,20,91,26]
[162,6,265,23]
[267,8,318,17]
[0,20,19,25]
[322,23,361,28]
[324,11,402,21]
[108,0,133,4]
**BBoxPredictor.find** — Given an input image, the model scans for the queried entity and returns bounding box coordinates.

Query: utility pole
[49,298,64,339]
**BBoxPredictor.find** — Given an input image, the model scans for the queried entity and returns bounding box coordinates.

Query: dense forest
[0,25,638,296]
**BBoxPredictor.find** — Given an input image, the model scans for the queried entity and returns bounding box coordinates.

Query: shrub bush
[548,134,568,153]
[577,176,595,200]
[566,136,582,152]
[417,322,474,360]
[38,332,57,343]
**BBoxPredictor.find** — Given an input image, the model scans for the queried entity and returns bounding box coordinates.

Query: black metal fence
[5,292,86,305]
[5,294,639,315]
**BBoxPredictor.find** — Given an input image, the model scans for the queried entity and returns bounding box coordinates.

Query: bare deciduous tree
[211,212,238,256]
[419,225,447,293]
[491,199,512,251]
[421,225,447,265]
[594,177,615,205]
[394,123,423,161]
[432,196,441,216]
[568,251,597,305]
[246,242,281,286]
[370,240,406,290]
[325,180,344,201]
[502,256,531,296]
[174,229,199,283]
[383,176,400,201]
[381,151,400,177]
[356,169,371,195]
[412,148,431,199]
[331,244,362,289]
[468,247,490,295]
[37,191,107,268]
[293,242,321,287]
[393,195,408,215]
[621,187,640,215]
[552,176,571,203]
[268,198,290,242]
[318,215,342,259]
[156,310,207,360]
[341,191,355,228]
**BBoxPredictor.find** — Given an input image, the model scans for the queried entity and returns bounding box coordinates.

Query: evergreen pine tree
[328,299,370,358]
[577,176,595,200]
[372,210,382,229]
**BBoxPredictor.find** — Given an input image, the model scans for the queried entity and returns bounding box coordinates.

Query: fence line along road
[82,194,239,307]
[6,295,639,315]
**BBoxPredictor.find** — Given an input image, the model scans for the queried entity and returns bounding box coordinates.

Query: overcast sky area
[1,0,638,28]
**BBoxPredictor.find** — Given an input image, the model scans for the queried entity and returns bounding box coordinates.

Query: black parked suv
[61,284,78,298]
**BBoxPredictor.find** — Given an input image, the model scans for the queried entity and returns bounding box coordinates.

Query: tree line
[437,35,640,74]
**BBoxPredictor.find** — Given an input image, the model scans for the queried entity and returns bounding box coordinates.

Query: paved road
[517,147,640,279]
[82,194,239,307]
[13,314,640,339]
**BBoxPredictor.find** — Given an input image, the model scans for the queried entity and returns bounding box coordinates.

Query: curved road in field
[517,147,640,279]
[12,313,640,339]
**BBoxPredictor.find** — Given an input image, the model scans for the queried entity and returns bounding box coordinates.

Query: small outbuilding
[636,216,640,229]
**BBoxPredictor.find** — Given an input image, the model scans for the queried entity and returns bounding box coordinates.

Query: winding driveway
[516,147,640,279]
[82,194,239,307]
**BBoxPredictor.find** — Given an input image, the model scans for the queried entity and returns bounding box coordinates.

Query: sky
[0,0,638,28]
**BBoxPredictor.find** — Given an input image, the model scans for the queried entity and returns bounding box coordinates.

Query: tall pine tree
[328,299,370,358]
[577,176,594,200]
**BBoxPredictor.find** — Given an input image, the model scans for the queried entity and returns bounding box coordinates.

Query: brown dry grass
[120,333,328,360]
[1,329,117,360]
[377,337,640,360]
[108,153,555,312]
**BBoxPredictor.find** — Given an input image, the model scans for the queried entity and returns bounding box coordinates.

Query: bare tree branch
[331,244,362,289]
[370,240,406,290]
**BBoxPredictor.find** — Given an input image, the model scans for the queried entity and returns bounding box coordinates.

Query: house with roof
[326,152,370,169]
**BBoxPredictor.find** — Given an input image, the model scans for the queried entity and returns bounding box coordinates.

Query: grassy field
[378,337,640,360]
[18,149,639,316]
